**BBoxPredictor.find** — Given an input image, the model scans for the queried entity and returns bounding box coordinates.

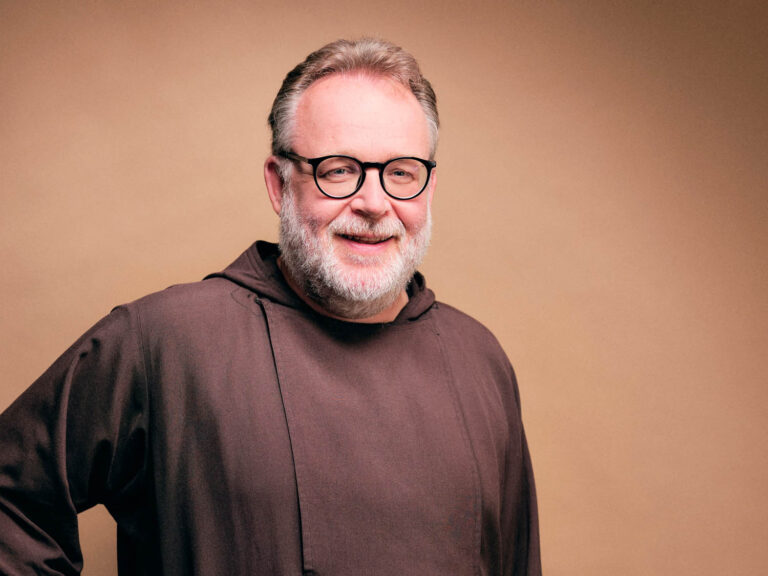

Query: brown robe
[0,241,541,575]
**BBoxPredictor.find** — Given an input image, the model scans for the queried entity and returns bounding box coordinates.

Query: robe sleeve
[0,306,150,575]
[504,365,542,576]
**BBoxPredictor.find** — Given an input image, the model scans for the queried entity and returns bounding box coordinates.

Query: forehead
[292,73,430,160]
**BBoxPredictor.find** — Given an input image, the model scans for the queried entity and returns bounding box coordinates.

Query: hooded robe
[0,241,541,575]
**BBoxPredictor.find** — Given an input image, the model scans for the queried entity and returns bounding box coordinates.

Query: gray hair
[268,38,439,167]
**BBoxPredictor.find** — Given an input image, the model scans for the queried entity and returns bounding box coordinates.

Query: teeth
[343,234,387,244]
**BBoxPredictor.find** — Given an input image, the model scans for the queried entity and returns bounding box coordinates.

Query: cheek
[394,202,429,232]
[295,196,348,232]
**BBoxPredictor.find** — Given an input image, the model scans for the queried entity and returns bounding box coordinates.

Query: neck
[276,257,409,324]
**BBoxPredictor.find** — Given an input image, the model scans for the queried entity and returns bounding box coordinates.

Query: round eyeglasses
[280,152,436,200]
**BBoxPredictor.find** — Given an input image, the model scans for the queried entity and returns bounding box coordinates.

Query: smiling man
[0,39,541,575]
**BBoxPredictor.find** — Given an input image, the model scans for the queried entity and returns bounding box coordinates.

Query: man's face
[274,73,435,319]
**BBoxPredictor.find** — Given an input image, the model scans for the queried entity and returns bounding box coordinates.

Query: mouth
[338,233,394,245]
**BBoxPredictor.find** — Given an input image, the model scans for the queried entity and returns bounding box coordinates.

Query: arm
[0,306,149,575]
[503,366,542,576]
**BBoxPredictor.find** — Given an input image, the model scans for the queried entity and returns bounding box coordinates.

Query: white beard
[278,188,431,320]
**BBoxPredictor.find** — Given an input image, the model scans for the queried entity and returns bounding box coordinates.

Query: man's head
[264,39,438,322]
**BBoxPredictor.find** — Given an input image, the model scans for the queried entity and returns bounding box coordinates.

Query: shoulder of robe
[109,277,267,356]
[432,301,509,357]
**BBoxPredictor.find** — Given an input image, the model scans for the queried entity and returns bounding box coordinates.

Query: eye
[385,160,421,182]
[317,157,361,182]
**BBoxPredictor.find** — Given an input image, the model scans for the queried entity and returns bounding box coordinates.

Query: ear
[264,156,286,215]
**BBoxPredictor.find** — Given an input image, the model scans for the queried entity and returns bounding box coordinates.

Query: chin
[311,256,408,308]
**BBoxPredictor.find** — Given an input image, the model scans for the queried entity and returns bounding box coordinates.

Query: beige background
[2,1,767,574]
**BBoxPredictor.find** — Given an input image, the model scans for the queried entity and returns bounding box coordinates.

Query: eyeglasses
[279,152,436,200]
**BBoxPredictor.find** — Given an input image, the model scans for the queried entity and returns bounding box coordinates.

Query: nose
[348,167,391,218]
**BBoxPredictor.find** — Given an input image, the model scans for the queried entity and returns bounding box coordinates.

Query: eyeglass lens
[315,157,429,199]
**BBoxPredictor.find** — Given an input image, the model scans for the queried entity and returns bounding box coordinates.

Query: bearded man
[0,39,541,575]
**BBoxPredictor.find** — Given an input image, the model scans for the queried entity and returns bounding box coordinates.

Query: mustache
[328,216,405,239]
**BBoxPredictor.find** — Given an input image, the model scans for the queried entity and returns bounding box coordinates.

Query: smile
[339,234,394,245]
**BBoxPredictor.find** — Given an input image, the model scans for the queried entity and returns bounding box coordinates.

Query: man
[0,39,541,575]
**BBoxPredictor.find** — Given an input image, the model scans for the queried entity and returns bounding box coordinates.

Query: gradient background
[1,1,767,574]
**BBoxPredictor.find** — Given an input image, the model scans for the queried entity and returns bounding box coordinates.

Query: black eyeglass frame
[279,151,436,200]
